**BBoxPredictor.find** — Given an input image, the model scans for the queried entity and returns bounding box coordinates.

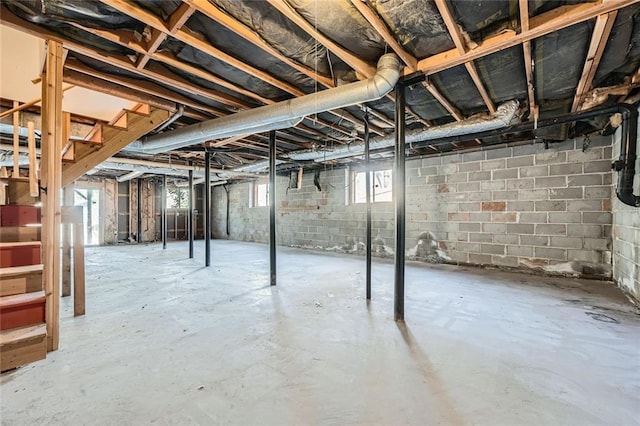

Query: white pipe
[116,170,143,182]
[133,54,401,154]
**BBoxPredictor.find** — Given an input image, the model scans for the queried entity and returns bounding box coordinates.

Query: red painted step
[0,290,46,331]
[0,205,41,227]
[0,242,42,268]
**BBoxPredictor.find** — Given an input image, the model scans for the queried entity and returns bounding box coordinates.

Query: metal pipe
[364,111,372,301]
[153,104,184,134]
[269,130,277,287]
[134,54,401,154]
[394,83,406,322]
[188,161,194,259]
[137,177,142,243]
[162,174,167,249]
[205,151,211,267]
[225,185,230,237]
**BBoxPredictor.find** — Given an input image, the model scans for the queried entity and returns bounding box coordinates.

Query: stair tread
[0,323,46,346]
[0,241,42,248]
[0,290,45,308]
[0,264,43,278]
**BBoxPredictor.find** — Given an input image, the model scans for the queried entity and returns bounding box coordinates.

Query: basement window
[352,169,392,203]
[166,187,189,209]
[254,182,269,207]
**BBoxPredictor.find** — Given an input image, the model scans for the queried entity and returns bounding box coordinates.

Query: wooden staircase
[0,182,47,372]
[61,103,170,187]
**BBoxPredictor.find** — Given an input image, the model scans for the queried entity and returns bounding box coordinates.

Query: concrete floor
[1,240,639,425]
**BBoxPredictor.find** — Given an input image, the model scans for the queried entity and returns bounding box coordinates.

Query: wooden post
[27,122,39,197]
[41,40,64,351]
[12,101,19,178]
[73,221,85,316]
[61,186,74,297]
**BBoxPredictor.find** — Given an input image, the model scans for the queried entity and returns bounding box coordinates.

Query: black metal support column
[269,130,277,286]
[394,83,406,322]
[204,151,211,267]
[136,178,142,243]
[162,174,167,249]
[364,111,372,300]
[188,160,194,259]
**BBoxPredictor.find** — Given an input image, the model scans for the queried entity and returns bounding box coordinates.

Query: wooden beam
[422,80,463,121]
[12,101,19,178]
[572,10,618,112]
[519,0,537,121]
[27,121,38,197]
[0,85,75,119]
[434,0,495,113]
[349,0,417,70]
[417,0,635,75]
[61,108,170,186]
[40,40,64,352]
[61,186,74,297]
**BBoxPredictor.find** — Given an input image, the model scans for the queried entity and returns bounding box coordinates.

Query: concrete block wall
[612,114,640,303]
[212,136,615,277]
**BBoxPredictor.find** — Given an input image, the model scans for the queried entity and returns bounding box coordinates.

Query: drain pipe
[131,54,401,154]
[153,104,184,133]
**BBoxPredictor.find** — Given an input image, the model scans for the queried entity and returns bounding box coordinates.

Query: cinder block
[492,213,517,222]
[535,151,567,165]
[493,234,519,245]
[440,163,458,174]
[549,163,582,176]
[535,176,567,189]
[507,155,534,168]
[535,200,566,211]
[447,173,468,183]
[481,181,505,191]
[459,223,481,232]
[482,223,506,233]
[549,236,582,248]
[520,165,549,178]
[470,212,491,221]
[583,212,612,224]
[568,174,603,187]
[422,157,441,167]
[584,160,612,173]
[567,224,602,238]
[469,233,492,242]
[519,212,548,223]
[459,202,481,212]
[519,189,549,200]
[462,151,485,162]
[482,201,506,212]
[486,147,512,160]
[537,224,567,235]
[481,243,506,255]
[469,253,491,264]
[468,171,491,181]
[523,235,549,246]
[506,178,534,190]
[568,249,601,263]
[458,162,481,172]
[493,169,518,180]
[491,255,519,267]
[469,192,493,201]
[583,238,610,250]
[481,159,506,171]
[441,154,462,164]
[508,245,534,256]
[584,186,611,199]
[507,201,534,212]
[447,212,470,221]
[512,144,540,156]
[457,182,480,192]
[548,212,582,223]
[507,223,534,234]
[492,191,518,200]
[566,200,603,212]
[534,247,567,261]
[549,187,584,200]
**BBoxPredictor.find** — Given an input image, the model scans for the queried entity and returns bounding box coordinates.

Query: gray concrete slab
[2,240,639,425]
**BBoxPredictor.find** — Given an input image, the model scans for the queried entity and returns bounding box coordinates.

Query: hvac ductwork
[128,54,402,154]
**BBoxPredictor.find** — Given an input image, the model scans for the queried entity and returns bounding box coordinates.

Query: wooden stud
[40,40,64,352]
[61,186,74,297]
[26,122,38,197]
[519,0,537,120]
[12,101,20,178]
[572,11,618,112]
[73,221,85,316]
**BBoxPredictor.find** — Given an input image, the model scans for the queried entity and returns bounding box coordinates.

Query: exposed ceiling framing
[1,0,639,178]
